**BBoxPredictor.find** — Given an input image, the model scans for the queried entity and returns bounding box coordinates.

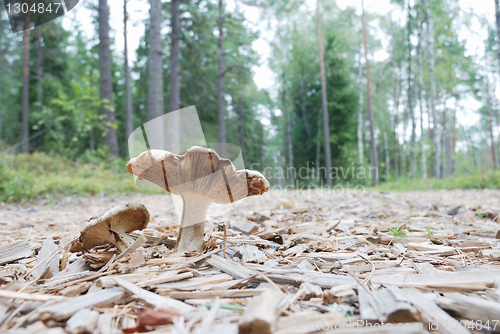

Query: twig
[223,223,227,259]
[357,253,376,285]
[246,267,300,313]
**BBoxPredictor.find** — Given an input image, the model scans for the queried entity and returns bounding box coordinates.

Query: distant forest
[0,0,500,188]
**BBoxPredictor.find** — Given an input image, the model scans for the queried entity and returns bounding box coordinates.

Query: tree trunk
[168,0,180,153]
[391,55,399,178]
[147,0,163,150]
[423,0,439,178]
[0,16,3,141]
[124,0,133,140]
[300,77,311,144]
[238,73,245,159]
[357,34,364,165]
[487,80,497,169]
[361,0,378,185]
[22,10,30,153]
[99,0,119,158]
[451,107,456,174]
[259,123,264,167]
[495,0,500,81]
[416,9,427,179]
[407,0,416,177]
[282,78,294,188]
[36,28,43,108]
[316,110,321,179]
[217,0,226,158]
[383,132,390,177]
[148,0,163,122]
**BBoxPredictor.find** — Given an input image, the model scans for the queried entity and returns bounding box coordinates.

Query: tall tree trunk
[316,0,332,188]
[36,28,43,108]
[361,0,378,185]
[495,0,500,80]
[487,80,497,169]
[124,0,133,140]
[147,0,163,150]
[315,110,321,178]
[451,107,456,174]
[284,91,294,188]
[168,0,180,152]
[99,0,119,157]
[238,73,245,159]
[259,123,264,167]
[391,55,399,177]
[22,10,30,153]
[0,16,3,141]
[357,35,364,165]
[407,0,416,177]
[423,0,439,178]
[384,131,390,177]
[217,0,226,157]
[300,77,311,144]
[416,8,427,179]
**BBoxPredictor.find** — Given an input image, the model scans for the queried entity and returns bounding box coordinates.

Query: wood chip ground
[1,189,500,333]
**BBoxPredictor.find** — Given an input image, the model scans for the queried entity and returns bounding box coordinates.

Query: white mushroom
[126,146,269,253]
[69,203,150,253]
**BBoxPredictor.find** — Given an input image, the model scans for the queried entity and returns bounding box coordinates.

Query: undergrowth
[376,170,500,191]
[0,152,162,203]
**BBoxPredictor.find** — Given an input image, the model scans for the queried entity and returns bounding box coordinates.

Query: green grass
[376,170,500,192]
[0,152,162,203]
[389,221,407,238]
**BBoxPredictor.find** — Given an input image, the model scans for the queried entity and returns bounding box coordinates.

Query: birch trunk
[217,0,226,157]
[423,0,440,178]
[416,8,427,179]
[362,0,378,185]
[357,35,364,165]
[238,73,245,159]
[99,0,119,157]
[384,132,390,177]
[300,78,311,144]
[495,0,500,81]
[391,55,399,177]
[407,0,416,177]
[124,0,133,139]
[487,81,497,169]
[316,0,332,188]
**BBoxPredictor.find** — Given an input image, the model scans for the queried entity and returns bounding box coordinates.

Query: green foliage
[0,152,161,203]
[376,169,500,191]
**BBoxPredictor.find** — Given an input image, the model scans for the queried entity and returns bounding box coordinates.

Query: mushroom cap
[69,203,150,252]
[126,146,269,204]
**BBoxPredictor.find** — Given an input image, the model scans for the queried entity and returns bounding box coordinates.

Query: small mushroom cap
[126,146,269,204]
[69,203,150,252]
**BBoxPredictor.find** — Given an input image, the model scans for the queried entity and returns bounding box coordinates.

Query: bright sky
[59,0,498,131]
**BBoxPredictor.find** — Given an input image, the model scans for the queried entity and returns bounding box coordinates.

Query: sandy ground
[1,188,499,245]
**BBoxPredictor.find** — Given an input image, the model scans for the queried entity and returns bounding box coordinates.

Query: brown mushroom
[69,203,150,253]
[126,146,269,253]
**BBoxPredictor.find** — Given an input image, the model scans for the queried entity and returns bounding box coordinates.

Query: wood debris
[1,189,500,333]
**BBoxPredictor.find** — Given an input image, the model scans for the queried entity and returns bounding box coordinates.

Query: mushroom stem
[175,194,212,253]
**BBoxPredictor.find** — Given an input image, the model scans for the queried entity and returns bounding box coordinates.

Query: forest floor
[1,189,500,333]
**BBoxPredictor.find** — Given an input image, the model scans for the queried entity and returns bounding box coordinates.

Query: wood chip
[0,240,32,265]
